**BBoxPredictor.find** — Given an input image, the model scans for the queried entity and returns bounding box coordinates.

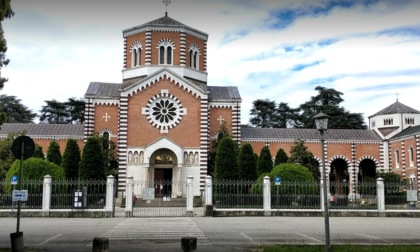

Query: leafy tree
[208,121,231,176]
[39,100,68,124]
[238,143,257,180]
[276,102,299,128]
[214,136,239,180]
[274,148,288,166]
[249,99,277,128]
[257,146,273,176]
[297,86,366,129]
[100,135,118,177]
[33,144,44,159]
[288,140,319,180]
[252,163,315,194]
[62,139,81,180]
[5,158,65,191]
[66,97,85,124]
[80,135,105,180]
[46,140,62,166]
[0,0,14,90]
[0,95,37,123]
[0,131,19,179]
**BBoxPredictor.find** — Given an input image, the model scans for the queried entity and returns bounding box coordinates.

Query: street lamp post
[313,112,332,252]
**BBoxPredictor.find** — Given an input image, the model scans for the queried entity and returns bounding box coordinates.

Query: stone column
[105,175,115,216]
[205,176,213,216]
[377,178,385,216]
[42,175,52,216]
[263,176,271,216]
[186,176,193,216]
[125,176,134,217]
[320,178,325,211]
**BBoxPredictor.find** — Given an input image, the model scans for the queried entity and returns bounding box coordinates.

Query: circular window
[146,92,183,131]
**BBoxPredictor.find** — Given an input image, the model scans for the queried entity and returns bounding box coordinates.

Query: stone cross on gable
[217,115,224,125]
[102,113,111,122]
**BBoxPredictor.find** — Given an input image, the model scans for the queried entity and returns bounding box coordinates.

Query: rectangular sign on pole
[12,190,28,202]
[11,175,18,185]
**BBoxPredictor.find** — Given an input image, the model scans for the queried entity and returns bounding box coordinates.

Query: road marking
[39,234,63,246]
[240,233,255,242]
[296,233,323,243]
[356,233,391,243]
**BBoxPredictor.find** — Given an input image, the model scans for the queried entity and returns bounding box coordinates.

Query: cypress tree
[257,146,273,176]
[62,139,81,180]
[46,140,61,166]
[80,135,105,180]
[238,143,257,180]
[214,136,239,180]
[33,144,44,159]
[274,148,288,166]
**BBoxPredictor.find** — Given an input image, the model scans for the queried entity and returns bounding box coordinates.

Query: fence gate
[132,180,187,217]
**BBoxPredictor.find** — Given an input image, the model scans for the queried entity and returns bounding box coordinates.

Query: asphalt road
[1,217,420,251]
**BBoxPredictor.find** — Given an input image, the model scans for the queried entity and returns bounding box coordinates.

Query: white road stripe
[240,233,255,242]
[356,233,391,243]
[296,233,323,243]
[39,234,63,246]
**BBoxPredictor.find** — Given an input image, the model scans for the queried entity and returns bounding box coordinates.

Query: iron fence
[51,179,107,209]
[329,182,377,210]
[0,179,43,209]
[272,181,320,209]
[213,180,263,209]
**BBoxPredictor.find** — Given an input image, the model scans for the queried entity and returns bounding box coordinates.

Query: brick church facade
[1,14,419,197]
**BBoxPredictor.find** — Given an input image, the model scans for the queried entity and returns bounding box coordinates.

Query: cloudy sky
[2,0,420,126]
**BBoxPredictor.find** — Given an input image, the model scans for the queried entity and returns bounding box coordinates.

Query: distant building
[1,14,419,196]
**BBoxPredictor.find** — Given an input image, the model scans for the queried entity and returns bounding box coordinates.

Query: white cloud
[2,0,420,126]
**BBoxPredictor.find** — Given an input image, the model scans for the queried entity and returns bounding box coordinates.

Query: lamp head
[313,112,330,131]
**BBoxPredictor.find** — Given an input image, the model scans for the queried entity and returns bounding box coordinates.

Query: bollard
[92,237,109,252]
[10,232,24,252]
[181,236,197,251]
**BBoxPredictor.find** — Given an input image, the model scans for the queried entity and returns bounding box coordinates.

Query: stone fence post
[125,176,134,217]
[263,176,271,216]
[377,178,385,216]
[42,175,52,216]
[204,175,213,216]
[105,175,115,217]
[186,176,194,217]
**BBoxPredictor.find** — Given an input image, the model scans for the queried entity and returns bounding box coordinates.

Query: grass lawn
[260,244,420,252]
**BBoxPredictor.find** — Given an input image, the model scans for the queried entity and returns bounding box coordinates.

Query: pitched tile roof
[208,86,241,101]
[369,100,420,118]
[241,127,382,141]
[123,14,208,38]
[391,125,420,140]
[0,123,84,138]
[85,82,121,99]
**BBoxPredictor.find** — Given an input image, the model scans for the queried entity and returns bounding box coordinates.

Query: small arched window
[189,45,200,70]
[395,149,400,169]
[158,40,174,65]
[409,147,414,167]
[131,42,142,67]
[103,131,110,141]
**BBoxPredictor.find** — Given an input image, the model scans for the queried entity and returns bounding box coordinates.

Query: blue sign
[11,175,18,185]
[275,176,281,185]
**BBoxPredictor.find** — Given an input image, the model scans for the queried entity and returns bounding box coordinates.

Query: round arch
[329,156,351,195]
[357,156,378,183]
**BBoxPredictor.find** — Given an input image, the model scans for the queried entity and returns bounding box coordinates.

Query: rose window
[145,92,184,132]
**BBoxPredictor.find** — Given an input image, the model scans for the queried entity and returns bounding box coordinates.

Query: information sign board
[12,190,28,202]
[142,188,155,200]
[275,177,282,185]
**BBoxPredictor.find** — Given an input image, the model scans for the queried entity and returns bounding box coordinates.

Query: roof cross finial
[395,92,399,102]
[162,0,171,16]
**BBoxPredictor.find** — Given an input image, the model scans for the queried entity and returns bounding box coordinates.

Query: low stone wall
[213,209,420,217]
[0,210,112,218]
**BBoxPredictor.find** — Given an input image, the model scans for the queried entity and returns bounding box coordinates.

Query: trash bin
[10,232,24,252]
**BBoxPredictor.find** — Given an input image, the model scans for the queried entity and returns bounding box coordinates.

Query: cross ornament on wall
[217,115,225,125]
[102,113,111,122]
